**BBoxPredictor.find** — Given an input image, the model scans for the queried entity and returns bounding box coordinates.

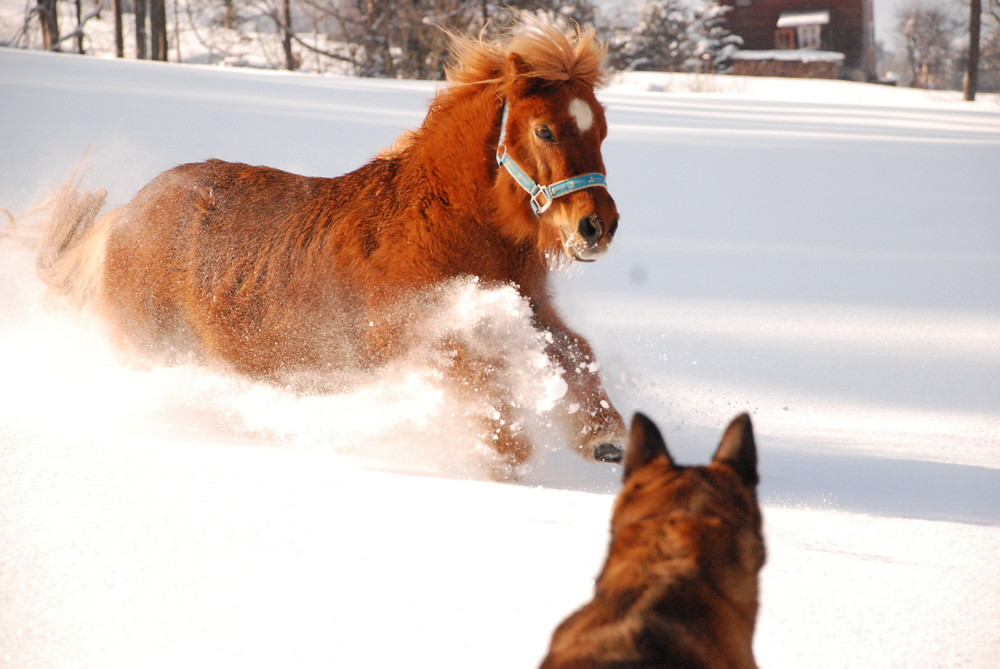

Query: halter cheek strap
[495,100,608,217]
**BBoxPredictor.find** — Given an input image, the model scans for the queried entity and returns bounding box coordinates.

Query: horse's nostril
[607,217,619,238]
[578,214,602,243]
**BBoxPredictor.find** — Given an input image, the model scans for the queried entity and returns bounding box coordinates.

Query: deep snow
[2,48,999,667]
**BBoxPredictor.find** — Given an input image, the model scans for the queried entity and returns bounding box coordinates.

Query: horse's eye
[534,126,555,143]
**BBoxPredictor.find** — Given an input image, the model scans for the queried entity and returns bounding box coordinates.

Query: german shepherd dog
[540,413,765,669]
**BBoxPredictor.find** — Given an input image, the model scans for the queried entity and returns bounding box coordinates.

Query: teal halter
[495,100,608,217]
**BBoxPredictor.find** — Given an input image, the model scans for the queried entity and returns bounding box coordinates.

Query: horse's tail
[35,174,116,310]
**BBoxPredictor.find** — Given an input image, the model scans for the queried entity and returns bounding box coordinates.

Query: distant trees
[968,0,1000,93]
[982,0,1000,90]
[136,0,168,59]
[6,0,164,58]
[130,0,167,60]
[608,0,689,72]
[305,0,600,79]
[894,0,999,93]
[606,0,740,74]
[9,0,737,77]
[11,0,102,52]
[609,0,690,71]
[7,0,995,94]
[898,0,961,88]
[172,0,598,76]
[318,0,476,78]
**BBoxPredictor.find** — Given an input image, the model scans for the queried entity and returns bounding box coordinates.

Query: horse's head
[496,56,618,263]
[439,13,618,263]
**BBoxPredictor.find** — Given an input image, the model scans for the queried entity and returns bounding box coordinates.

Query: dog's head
[541,412,766,669]
[606,412,766,625]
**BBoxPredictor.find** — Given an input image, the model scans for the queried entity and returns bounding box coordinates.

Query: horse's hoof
[594,443,624,464]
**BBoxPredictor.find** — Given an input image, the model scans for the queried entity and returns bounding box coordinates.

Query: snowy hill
[2,47,1000,667]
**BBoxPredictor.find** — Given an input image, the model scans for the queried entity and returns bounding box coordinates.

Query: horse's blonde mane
[446,12,608,89]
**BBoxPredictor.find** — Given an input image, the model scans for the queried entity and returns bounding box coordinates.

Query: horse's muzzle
[564,213,617,262]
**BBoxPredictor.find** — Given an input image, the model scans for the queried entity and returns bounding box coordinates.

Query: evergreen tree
[610,0,690,72]
[686,0,741,73]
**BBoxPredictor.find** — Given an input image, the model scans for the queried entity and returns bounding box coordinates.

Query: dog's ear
[712,413,759,488]
[624,413,675,481]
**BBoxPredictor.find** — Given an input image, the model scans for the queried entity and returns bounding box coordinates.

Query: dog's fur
[540,413,765,669]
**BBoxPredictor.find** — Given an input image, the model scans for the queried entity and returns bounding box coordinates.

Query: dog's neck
[577,533,760,668]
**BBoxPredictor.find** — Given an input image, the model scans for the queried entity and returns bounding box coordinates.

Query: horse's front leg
[534,302,626,463]
[443,339,534,480]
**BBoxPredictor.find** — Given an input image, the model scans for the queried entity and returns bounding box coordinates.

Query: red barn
[722,0,876,81]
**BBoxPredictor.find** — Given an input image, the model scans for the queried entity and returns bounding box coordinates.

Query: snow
[775,11,831,29]
[2,46,1000,668]
[732,49,845,63]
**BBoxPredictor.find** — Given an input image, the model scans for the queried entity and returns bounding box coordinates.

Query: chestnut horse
[36,13,626,473]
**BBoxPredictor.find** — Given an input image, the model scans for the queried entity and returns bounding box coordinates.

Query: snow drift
[2,47,999,668]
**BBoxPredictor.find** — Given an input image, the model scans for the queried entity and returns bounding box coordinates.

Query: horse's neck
[368,86,547,284]
[407,86,500,211]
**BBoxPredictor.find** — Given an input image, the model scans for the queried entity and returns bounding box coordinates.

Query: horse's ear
[624,413,675,482]
[502,52,534,96]
[712,413,759,488]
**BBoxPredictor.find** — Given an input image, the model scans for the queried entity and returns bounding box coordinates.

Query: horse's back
[99,159,365,378]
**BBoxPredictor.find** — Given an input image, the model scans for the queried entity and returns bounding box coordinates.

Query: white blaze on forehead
[568,97,594,133]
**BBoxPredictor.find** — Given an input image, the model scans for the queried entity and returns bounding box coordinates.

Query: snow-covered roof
[776,10,831,28]
[732,49,844,62]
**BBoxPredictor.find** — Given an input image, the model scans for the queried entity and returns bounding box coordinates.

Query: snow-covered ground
[2,47,999,667]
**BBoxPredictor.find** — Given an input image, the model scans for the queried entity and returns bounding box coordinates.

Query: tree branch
[289,31,361,66]
[53,0,106,49]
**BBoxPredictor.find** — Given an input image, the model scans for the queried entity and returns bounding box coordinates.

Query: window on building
[775,28,796,50]
[775,10,829,50]
[798,25,822,49]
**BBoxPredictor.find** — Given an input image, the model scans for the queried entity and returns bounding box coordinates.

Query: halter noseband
[495,100,608,217]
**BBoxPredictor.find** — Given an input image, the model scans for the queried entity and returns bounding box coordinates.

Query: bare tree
[136,0,147,58]
[151,0,168,60]
[113,0,124,57]
[898,0,962,88]
[56,0,106,52]
[223,0,237,28]
[305,0,599,80]
[6,0,606,78]
[322,0,475,79]
[73,0,84,52]
[965,0,980,100]
[281,0,294,69]
[17,0,107,53]
[35,0,61,49]
[983,0,1000,90]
